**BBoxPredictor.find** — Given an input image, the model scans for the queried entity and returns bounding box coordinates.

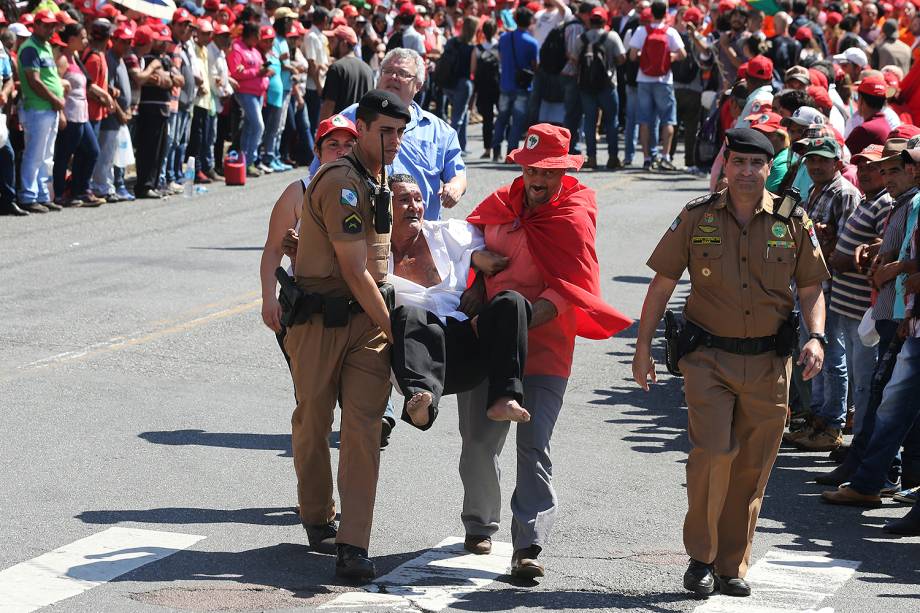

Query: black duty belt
[700,332,777,355]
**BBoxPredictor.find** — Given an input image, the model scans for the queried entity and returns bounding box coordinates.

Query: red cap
[807,85,833,112]
[526,2,541,13]
[213,22,231,35]
[204,0,222,10]
[50,32,66,47]
[852,143,885,162]
[96,4,119,20]
[19,12,34,26]
[132,25,154,46]
[112,24,135,41]
[683,7,703,25]
[33,9,59,25]
[399,3,417,16]
[808,67,828,90]
[196,17,214,33]
[639,7,653,24]
[737,62,749,80]
[414,15,430,27]
[826,11,843,26]
[795,26,813,41]
[172,8,194,24]
[331,15,348,27]
[56,10,77,25]
[507,124,584,170]
[859,74,889,97]
[325,25,358,45]
[746,111,785,134]
[589,7,609,23]
[288,20,306,36]
[718,0,737,13]
[343,5,359,17]
[315,114,360,143]
[259,25,276,39]
[888,124,920,140]
[747,55,773,81]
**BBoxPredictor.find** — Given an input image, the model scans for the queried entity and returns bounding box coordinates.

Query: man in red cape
[458,123,631,579]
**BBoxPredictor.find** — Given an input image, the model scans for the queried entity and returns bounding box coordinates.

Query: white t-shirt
[303,26,328,90]
[534,6,572,47]
[628,22,684,84]
[844,105,901,137]
[388,219,485,324]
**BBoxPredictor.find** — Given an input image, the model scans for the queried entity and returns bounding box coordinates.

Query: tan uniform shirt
[294,151,390,298]
[647,190,830,338]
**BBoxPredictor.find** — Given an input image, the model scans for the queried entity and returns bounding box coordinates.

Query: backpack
[576,32,614,93]
[539,19,579,75]
[638,25,672,78]
[671,31,698,85]
[474,44,500,101]
[433,38,462,89]
[695,101,721,168]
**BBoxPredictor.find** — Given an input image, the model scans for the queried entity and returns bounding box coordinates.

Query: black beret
[358,90,411,123]
[725,127,775,158]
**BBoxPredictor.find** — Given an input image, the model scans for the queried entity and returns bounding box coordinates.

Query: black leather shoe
[683,559,715,596]
[463,534,492,555]
[716,575,751,597]
[380,418,393,449]
[20,203,49,213]
[510,545,544,578]
[0,202,29,216]
[884,504,920,536]
[335,544,376,581]
[304,521,337,554]
[814,463,853,486]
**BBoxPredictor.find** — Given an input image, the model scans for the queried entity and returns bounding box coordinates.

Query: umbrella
[115,0,178,21]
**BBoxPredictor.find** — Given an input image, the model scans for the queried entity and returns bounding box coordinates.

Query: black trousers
[134,105,169,194]
[391,290,531,430]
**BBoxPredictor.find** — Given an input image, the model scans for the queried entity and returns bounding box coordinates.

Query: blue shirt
[0,43,11,80]
[894,195,920,319]
[309,101,465,221]
[275,36,292,93]
[498,30,538,93]
[265,45,283,108]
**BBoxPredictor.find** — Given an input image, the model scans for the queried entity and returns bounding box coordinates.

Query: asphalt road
[1,135,918,613]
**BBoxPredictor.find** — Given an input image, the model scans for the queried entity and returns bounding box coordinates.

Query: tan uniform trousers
[284,311,391,551]
[680,347,791,578]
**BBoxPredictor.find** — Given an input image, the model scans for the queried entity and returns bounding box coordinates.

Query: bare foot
[406,392,433,427]
[486,397,530,422]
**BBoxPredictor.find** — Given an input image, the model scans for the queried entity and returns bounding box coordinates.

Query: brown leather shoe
[793,427,843,452]
[463,534,492,555]
[820,485,882,508]
[510,545,544,579]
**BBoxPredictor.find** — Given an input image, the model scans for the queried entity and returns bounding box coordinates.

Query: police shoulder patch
[685,191,720,210]
[342,212,363,234]
[340,188,359,207]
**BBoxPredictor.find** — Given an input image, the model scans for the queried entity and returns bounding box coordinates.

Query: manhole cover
[132,584,335,611]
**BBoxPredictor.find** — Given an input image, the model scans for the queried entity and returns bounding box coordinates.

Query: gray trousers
[457,374,567,551]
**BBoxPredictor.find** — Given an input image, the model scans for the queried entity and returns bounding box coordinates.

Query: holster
[276,268,321,328]
[775,311,800,357]
[663,311,706,376]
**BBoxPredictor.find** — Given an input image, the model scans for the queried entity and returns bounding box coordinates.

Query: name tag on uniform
[767,240,795,249]
[692,236,722,245]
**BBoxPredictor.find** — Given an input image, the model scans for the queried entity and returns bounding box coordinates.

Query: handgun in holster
[663,310,706,376]
[775,311,800,357]
[275,267,306,328]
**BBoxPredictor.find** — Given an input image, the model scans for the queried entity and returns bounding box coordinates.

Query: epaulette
[685,191,720,210]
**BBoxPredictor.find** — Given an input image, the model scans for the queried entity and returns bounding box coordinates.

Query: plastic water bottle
[183,157,196,198]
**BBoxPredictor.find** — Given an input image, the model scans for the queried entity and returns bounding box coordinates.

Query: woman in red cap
[459,123,631,578]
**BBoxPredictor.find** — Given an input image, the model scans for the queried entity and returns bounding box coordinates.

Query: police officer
[631,128,830,597]
[284,90,409,580]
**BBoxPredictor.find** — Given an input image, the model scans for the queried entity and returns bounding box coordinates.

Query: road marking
[19,295,261,370]
[320,536,513,612]
[693,550,859,613]
[0,527,204,613]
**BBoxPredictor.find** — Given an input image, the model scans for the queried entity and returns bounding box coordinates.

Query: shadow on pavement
[452,588,690,611]
[76,507,302,526]
[138,429,341,455]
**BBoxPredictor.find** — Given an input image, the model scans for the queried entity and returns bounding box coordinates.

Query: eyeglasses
[380,67,417,82]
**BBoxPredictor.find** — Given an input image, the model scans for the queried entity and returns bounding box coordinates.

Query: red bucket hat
[508,124,584,170]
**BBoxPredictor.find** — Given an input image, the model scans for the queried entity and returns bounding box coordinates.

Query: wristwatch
[808,332,828,347]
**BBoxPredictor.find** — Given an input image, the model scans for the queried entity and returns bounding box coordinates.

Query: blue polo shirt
[309,100,465,221]
[498,29,538,93]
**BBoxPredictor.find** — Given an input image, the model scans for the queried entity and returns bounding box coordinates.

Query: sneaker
[115,187,136,201]
[584,155,598,170]
[658,158,679,172]
[54,197,83,208]
[167,181,184,194]
[20,203,50,213]
[793,427,843,452]
[272,160,293,172]
[43,200,64,211]
[893,485,920,504]
[623,158,633,167]
[257,162,274,174]
[881,478,902,497]
[686,165,705,176]
[194,171,213,184]
[136,189,165,199]
[246,165,263,178]
[643,159,653,171]
[105,192,124,203]
[80,193,106,207]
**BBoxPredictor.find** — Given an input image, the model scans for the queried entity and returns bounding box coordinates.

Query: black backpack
[576,32,614,93]
[539,19,579,75]
[671,31,699,85]
[695,101,721,168]
[474,43,500,100]
[433,38,463,88]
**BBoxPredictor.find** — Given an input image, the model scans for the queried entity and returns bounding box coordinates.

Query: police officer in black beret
[633,127,830,597]
[283,89,409,580]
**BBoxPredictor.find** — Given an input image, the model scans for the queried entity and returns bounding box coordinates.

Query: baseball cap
[196,17,214,33]
[95,4,120,20]
[801,137,841,159]
[746,111,785,135]
[784,65,811,85]
[213,22,231,35]
[399,3,417,16]
[808,68,828,90]
[274,7,298,20]
[746,55,773,81]
[288,20,306,37]
[9,22,31,37]
[259,25,276,39]
[807,85,833,113]
[888,124,920,140]
[781,106,826,127]
[718,0,737,13]
[852,143,885,163]
[91,17,114,37]
[833,47,868,68]
[33,9,59,25]
[315,114,360,144]
[19,12,35,26]
[112,25,136,41]
[324,25,357,45]
[343,4,359,17]
[589,7,608,22]
[172,8,194,24]
[826,11,843,27]
[50,32,66,47]
[56,10,77,25]
[203,0,222,10]
[858,74,889,98]
[683,7,703,25]
[795,26,813,41]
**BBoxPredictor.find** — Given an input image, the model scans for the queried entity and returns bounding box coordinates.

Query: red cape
[466,176,632,340]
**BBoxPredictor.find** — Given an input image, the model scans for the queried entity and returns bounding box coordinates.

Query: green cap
[801,137,840,159]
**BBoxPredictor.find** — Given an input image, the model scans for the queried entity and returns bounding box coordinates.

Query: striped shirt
[830,191,893,319]
[874,186,920,321]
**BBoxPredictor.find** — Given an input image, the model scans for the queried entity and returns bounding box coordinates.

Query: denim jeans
[850,336,920,494]
[304,88,321,140]
[562,75,582,154]
[624,85,639,163]
[189,107,217,172]
[637,81,677,126]
[444,78,473,151]
[580,87,619,159]
[53,121,99,198]
[18,108,59,204]
[492,89,529,155]
[817,310,877,431]
[0,140,15,207]
[90,128,119,196]
[259,103,284,166]
[236,93,265,168]
[166,107,192,183]
[289,98,314,166]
